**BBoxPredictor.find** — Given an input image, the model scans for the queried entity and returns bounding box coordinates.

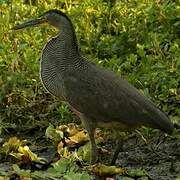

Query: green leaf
[12,164,31,177]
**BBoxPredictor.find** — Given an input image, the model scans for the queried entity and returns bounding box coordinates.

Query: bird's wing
[63,63,154,127]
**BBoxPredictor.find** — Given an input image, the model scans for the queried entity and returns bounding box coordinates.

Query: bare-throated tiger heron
[13,9,174,164]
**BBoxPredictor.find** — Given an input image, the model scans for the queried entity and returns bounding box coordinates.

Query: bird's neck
[57,17,79,52]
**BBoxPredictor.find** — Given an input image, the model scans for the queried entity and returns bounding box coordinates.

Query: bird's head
[13,9,71,30]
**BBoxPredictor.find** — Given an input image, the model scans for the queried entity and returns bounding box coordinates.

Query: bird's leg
[80,115,98,164]
[69,108,98,164]
[88,128,98,164]
[110,138,124,165]
[111,132,137,165]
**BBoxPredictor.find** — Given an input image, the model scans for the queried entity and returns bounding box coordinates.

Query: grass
[0,0,179,128]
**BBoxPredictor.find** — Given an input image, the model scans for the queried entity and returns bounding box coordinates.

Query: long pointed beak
[12,16,46,30]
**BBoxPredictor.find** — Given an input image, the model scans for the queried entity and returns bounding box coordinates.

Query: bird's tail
[147,106,174,134]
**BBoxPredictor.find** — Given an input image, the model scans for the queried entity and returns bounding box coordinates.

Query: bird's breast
[40,59,65,99]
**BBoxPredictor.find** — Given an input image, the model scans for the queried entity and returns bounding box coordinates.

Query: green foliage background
[0,0,180,130]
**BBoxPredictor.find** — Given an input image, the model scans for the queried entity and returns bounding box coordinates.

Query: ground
[1,125,179,179]
[106,130,180,180]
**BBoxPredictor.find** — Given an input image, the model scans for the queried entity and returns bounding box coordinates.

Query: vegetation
[0,0,179,179]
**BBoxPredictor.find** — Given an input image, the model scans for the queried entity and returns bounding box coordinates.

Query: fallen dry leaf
[65,130,89,147]
[2,137,28,154]
[89,163,126,176]
[10,146,46,164]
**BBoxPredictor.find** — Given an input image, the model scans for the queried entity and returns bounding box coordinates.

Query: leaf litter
[0,123,179,179]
